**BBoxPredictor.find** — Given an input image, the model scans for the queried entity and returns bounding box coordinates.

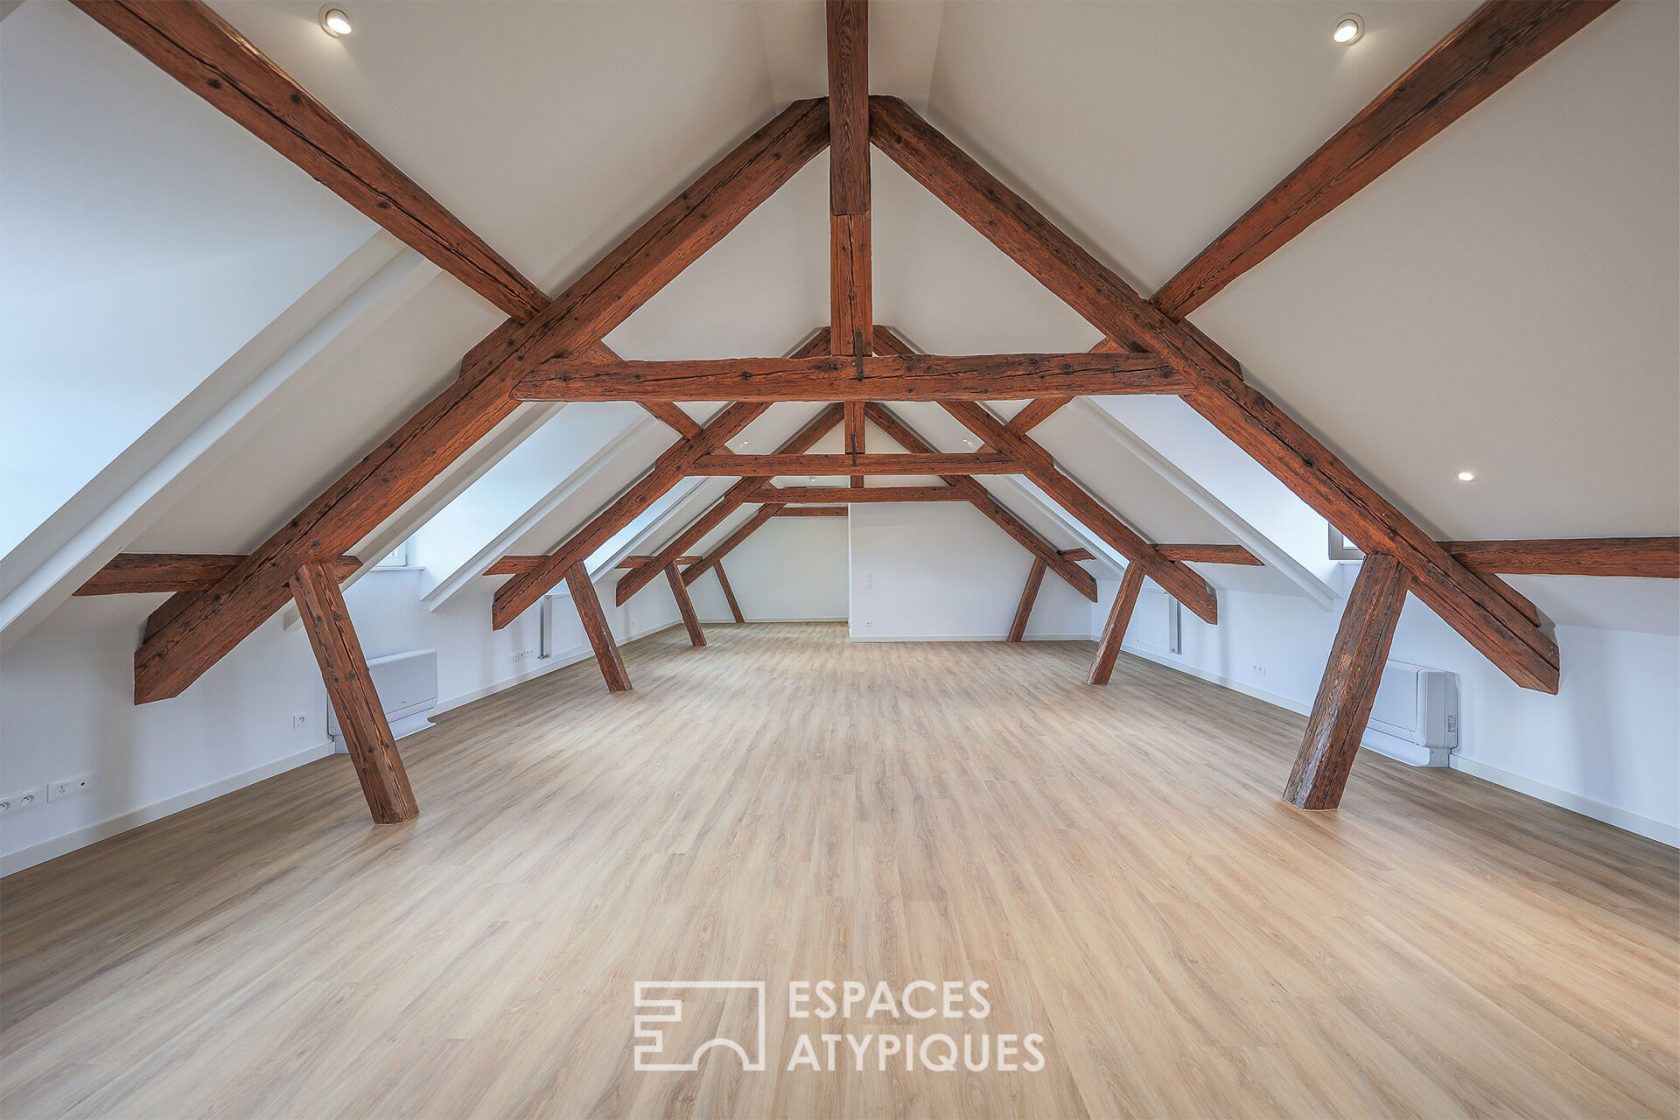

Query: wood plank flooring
[2,623,1675,1118]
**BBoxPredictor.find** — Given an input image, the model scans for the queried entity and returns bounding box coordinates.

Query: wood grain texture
[513,352,1184,402]
[1152,1,1619,318]
[830,214,872,365]
[1441,536,1680,578]
[1177,366,1557,690]
[1007,396,1073,435]
[78,553,359,596]
[1156,544,1262,566]
[869,94,1553,691]
[1285,554,1411,810]
[826,0,870,217]
[615,405,844,606]
[1007,558,1047,643]
[751,485,961,503]
[682,506,780,584]
[133,99,827,703]
[495,402,768,628]
[287,562,417,824]
[844,399,865,486]
[638,402,703,439]
[70,0,549,320]
[941,400,1218,624]
[774,507,847,517]
[1089,564,1147,686]
[688,452,1019,476]
[564,561,631,692]
[1059,548,1094,562]
[665,565,706,647]
[869,95,1242,383]
[5,625,1672,1119]
[712,562,746,624]
[864,397,1097,602]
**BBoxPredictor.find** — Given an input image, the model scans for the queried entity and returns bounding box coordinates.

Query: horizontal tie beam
[750,485,964,503]
[688,452,1019,476]
[512,353,1188,402]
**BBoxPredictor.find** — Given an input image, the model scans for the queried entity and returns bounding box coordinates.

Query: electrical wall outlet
[0,786,47,815]
[47,775,92,802]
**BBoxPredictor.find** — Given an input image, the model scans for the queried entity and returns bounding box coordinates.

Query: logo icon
[633,981,767,1072]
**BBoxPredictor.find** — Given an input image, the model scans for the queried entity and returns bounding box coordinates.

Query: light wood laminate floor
[2,623,1675,1118]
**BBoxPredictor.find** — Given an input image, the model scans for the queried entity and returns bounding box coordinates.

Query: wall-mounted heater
[1363,660,1458,767]
[328,648,438,743]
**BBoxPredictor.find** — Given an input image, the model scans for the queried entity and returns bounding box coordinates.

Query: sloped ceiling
[9,0,1676,641]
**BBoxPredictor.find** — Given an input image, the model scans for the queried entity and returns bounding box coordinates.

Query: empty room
[1,0,1676,1117]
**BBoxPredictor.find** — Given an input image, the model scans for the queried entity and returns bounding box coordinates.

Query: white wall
[1104,570,1680,845]
[0,569,681,875]
[849,503,1090,640]
[692,516,850,622]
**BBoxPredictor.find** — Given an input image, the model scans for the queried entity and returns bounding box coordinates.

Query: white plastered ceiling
[3,0,1674,641]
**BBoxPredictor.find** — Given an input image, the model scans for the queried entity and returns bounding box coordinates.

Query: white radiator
[1364,660,1458,767]
[327,648,438,743]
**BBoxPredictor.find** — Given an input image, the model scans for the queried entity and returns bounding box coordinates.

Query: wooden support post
[1089,565,1147,686]
[845,401,866,486]
[666,565,706,647]
[564,561,630,692]
[714,562,746,624]
[1008,558,1047,643]
[288,563,418,824]
[1285,554,1410,810]
[128,98,827,703]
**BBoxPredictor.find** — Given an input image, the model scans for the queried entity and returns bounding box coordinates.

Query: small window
[374,540,412,569]
[1328,525,1363,561]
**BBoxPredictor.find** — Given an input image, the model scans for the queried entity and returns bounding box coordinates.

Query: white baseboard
[1449,755,1678,847]
[1,740,336,877]
[3,624,686,878]
[699,616,846,625]
[1122,642,1311,715]
[851,632,1091,642]
[434,621,681,715]
[1125,642,1677,847]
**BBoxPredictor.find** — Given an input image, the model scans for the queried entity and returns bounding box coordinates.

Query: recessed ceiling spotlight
[1333,13,1364,44]
[319,5,353,37]
[1456,470,1476,482]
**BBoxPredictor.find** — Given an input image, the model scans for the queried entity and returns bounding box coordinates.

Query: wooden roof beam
[682,506,780,584]
[688,453,1019,476]
[941,399,1219,624]
[130,98,827,702]
[614,397,843,606]
[77,553,358,596]
[828,0,872,359]
[870,95,1558,691]
[750,485,964,503]
[1441,537,1679,579]
[1153,1,1618,318]
[860,398,1096,602]
[513,352,1186,402]
[72,0,549,321]
[492,402,768,629]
